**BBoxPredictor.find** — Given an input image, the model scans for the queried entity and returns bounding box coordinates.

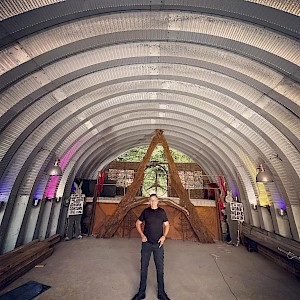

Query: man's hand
[158,235,166,247]
[136,219,147,242]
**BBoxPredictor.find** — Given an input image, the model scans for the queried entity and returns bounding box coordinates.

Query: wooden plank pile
[0,234,60,289]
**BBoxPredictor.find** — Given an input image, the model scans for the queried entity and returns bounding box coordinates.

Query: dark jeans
[139,241,165,295]
[66,215,82,239]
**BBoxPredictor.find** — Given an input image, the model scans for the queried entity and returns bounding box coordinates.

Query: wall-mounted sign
[178,170,203,189]
[108,169,134,187]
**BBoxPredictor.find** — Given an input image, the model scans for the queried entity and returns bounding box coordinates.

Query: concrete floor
[1,237,300,300]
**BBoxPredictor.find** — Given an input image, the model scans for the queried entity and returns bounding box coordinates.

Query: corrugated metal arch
[0,1,299,252]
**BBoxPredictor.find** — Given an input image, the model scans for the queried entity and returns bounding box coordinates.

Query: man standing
[65,181,84,241]
[132,194,170,300]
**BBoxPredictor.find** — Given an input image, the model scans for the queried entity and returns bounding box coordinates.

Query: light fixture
[48,158,63,176]
[277,208,287,216]
[251,203,257,210]
[55,197,62,203]
[32,198,41,207]
[256,164,273,183]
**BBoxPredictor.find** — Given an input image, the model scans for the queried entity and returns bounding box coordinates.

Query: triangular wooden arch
[96,129,214,243]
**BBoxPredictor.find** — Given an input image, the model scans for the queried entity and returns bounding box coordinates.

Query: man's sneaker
[77,235,83,239]
[131,292,146,300]
[158,292,170,300]
[65,237,70,241]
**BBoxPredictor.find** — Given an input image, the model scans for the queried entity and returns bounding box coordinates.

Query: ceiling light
[256,164,273,183]
[48,159,63,176]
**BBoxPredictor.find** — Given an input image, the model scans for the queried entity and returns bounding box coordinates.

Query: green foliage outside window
[117,146,193,196]
[117,145,194,163]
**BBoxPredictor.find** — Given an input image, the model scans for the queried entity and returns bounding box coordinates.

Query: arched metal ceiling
[0,0,299,252]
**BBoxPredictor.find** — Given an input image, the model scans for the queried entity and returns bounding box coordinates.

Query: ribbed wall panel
[1,0,298,23]
[255,97,300,141]
[48,78,292,166]
[0,0,65,20]
[0,95,58,160]
[205,139,255,202]
[238,123,273,157]
[274,79,300,106]
[0,141,38,199]
[55,125,93,155]
[2,53,298,166]
[43,43,152,80]
[19,150,50,195]
[23,202,41,244]
[1,85,292,183]
[0,107,81,199]
[2,195,29,252]
[94,105,226,135]
[0,76,46,117]
[40,115,82,150]
[0,11,297,77]
[55,64,297,126]
[53,63,256,104]
[3,79,296,193]
[245,0,300,15]
[1,41,296,134]
[69,87,242,122]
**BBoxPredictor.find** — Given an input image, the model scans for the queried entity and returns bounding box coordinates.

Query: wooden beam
[159,131,214,243]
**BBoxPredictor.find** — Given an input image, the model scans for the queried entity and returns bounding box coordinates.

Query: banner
[230,202,244,222]
[68,194,85,216]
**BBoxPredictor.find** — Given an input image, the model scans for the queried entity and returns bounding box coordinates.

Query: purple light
[0,179,12,202]
[34,181,47,200]
[232,187,238,199]
[277,199,286,210]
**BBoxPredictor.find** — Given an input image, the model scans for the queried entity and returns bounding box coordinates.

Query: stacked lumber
[0,234,60,289]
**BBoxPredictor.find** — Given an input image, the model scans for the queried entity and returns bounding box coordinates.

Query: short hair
[149,193,158,198]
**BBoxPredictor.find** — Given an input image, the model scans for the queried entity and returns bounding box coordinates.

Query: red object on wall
[218,176,227,197]
[98,171,105,196]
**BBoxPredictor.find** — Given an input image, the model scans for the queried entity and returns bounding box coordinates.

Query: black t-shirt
[139,207,168,244]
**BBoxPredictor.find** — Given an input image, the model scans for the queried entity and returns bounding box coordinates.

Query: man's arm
[158,221,170,246]
[136,219,147,242]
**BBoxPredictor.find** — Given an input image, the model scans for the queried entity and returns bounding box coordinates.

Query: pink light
[44,136,90,197]
[44,175,60,198]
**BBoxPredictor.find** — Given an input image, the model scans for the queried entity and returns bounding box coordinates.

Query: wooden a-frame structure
[96,129,214,243]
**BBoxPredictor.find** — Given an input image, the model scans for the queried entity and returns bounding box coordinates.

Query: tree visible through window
[117,146,194,196]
